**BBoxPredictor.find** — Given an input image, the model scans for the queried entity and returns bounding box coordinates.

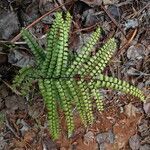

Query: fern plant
[13,12,145,139]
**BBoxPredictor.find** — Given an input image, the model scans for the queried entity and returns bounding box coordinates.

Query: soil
[0,0,150,150]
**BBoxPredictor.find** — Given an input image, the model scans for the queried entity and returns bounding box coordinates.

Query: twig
[118,28,137,55]
[72,23,99,34]
[100,4,127,39]
[133,3,150,18]
[0,40,26,45]
[2,80,22,95]
[11,0,75,43]
[116,0,132,7]
[0,52,7,55]
[5,116,20,139]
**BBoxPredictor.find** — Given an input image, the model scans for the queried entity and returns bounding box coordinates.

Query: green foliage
[13,12,145,139]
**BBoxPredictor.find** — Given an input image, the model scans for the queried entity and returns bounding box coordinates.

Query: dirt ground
[0,0,150,150]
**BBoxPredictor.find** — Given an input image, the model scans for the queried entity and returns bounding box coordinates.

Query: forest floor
[0,0,150,150]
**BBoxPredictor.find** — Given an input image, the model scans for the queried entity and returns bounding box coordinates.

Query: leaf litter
[0,0,149,149]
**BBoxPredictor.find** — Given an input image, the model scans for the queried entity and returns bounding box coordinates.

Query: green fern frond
[85,38,116,76]
[13,67,31,87]
[66,79,89,125]
[13,12,145,140]
[39,79,60,139]
[42,12,64,77]
[94,74,145,102]
[21,29,45,64]
[66,27,101,76]
[64,12,72,32]
[59,12,72,74]
[91,88,104,111]
[75,38,116,76]
[13,67,35,95]
[55,80,74,137]
[19,78,33,96]
[76,80,94,124]
[47,15,65,77]
[54,14,72,76]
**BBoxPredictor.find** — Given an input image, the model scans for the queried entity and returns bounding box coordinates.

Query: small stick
[2,80,22,95]
[72,23,99,34]
[100,4,127,39]
[133,3,150,18]
[118,28,137,55]
[11,0,74,43]
[5,116,20,139]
